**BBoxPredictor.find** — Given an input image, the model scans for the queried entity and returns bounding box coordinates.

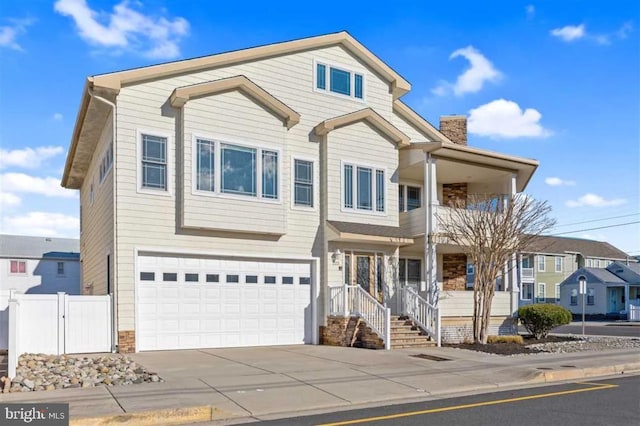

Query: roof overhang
[91,31,411,98]
[314,108,410,147]
[413,141,539,192]
[392,100,452,143]
[326,221,414,246]
[170,75,300,129]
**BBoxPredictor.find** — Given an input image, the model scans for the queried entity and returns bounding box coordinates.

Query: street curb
[70,406,230,426]
[532,362,640,383]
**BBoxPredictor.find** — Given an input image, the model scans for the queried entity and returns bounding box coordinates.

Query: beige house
[62,31,538,352]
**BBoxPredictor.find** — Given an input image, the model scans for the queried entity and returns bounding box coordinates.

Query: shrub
[487,335,524,344]
[518,304,572,339]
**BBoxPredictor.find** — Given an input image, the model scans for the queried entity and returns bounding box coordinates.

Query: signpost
[578,275,587,336]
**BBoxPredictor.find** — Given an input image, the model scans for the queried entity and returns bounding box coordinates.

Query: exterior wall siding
[80,113,114,296]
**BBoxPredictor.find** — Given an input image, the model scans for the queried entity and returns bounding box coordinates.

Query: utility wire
[549,220,640,236]
[550,213,640,229]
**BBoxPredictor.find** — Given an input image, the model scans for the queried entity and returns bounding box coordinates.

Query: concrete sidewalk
[1,345,639,425]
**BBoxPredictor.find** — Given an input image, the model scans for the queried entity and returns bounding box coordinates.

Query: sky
[0,0,638,256]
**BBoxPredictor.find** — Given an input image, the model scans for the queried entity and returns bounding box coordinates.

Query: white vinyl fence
[630,304,640,322]
[3,291,112,378]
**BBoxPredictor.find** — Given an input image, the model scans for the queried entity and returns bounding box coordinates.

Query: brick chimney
[439,115,467,145]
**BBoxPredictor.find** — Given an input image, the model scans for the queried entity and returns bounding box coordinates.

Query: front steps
[390,315,436,349]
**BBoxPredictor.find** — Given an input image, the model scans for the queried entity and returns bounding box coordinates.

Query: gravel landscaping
[1,354,163,393]
[449,335,640,356]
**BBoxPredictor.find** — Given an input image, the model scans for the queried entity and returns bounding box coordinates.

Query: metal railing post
[343,285,348,317]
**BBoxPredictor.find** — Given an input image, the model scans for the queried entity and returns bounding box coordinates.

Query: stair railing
[403,286,441,347]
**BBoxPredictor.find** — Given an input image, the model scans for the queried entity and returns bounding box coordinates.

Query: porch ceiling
[326,221,414,246]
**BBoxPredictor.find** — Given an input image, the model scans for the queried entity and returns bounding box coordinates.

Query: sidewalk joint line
[197,378,252,416]
[280,372,351,404]
[196,350,277,374]
[105,385,126,414]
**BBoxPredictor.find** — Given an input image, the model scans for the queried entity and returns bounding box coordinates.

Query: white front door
[136,255,312,351]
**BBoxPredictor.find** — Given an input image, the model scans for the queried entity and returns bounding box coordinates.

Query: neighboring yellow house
[62,31,539,352]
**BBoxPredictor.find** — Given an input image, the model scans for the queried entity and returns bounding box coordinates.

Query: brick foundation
[439,115,467,145]
[118,330,135,353]
[320,316,384,349]
[440,316,517,343]
[442,183,468,207]
[443,254,468,291]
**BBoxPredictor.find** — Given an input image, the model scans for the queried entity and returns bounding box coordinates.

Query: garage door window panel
[163,273,177,282]
[226,274,239,283]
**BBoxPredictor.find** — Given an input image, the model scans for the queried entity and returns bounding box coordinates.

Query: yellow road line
[317,382,618,426]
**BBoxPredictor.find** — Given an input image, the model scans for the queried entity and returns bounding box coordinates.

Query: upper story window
[10,260,26,274]
[555,256,563,273]
[537,255,545,272]
[194,137,280,201]
[141,133,168,191]
[57,262,65,276]
[315,61,364,100]
[99,141,113,183]
[293,159,313,207]
[343,163,385,213]
[398,185,421,212]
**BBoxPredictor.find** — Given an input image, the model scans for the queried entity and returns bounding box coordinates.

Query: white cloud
[0,18,33,51]
[525,5,535,19]
[566,193,627,208]
[0,173,77,198]
[54,0,189,59]
[53,112,63,121]
[468,99,551,139]
[1,212,79,238]
[616,21,633,39]
[0,146,64,170]
[0,192,21,207]
[550,24,586,42]
[431,46,501,96]
[545,177,576,186]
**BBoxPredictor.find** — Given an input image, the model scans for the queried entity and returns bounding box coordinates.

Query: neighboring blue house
[0,235,80,294]
[559,262,640,319]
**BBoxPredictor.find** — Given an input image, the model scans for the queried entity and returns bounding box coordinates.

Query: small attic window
[314,60,364,101]
[616,269,624,273]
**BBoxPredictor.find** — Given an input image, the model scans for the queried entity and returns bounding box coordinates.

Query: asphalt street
[255,375,639,426]
[552,323,640,337]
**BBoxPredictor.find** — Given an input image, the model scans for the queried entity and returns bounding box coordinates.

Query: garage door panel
[137,255,312,351]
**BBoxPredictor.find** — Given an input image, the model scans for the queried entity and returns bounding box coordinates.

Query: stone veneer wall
[442,183,468,207]
[118,331,135,353]
[440,317,517,343]
[443,254,468,291]
[439,115,467,145]
[320,316,384,349]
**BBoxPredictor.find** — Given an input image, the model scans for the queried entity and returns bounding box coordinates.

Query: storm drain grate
[411,354,451,362]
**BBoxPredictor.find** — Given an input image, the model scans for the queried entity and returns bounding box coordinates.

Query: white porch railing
[520,267,534,279]
[403,286,441,347]
[328,285,391,350]
[629,304,640,322]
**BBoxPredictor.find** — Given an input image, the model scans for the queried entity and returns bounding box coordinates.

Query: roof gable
[314,108,410,146]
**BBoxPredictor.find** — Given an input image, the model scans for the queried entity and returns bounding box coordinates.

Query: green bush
[518,304,572,340]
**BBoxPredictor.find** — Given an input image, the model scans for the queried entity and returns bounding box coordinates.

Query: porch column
[508,174,519,315]
[424,152,438,303]
[625,285,630,317]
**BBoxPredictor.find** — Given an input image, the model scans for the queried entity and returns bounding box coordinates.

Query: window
[282,276,294,285]
[140,272,155,281]
[185,273,199,282]
[99,141,113,183]
[555,256,563,273]
[521,257,531,268]
[344,254,351,284]
[264,276,276,284]
[398,185,421,212]
[315,61,364,100]
[163,273,177,282]
[10,260,26,274]
[538,283,546,302]
[586,259,592,267]
[398,258,421,286]
[343,163,385,213]
[300,277,311,285]
[226,274,239,283]
[555,283,561,302]
[206,274,219,283]
[570,292,578,306]
[196,139,215,192]
[57,262,65,276]
[294,159,313,207]
[194,139,280,200]
[246,275,258,284]
[521,283,533,300]
[141,134,167,191]
[587,289,595,305]
[537,255,545,272]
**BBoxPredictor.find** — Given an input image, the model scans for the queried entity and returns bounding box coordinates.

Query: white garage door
[136,255,312,351]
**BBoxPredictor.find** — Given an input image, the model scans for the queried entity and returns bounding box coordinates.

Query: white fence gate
[4,291,112,377]
[630,304,640,322]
